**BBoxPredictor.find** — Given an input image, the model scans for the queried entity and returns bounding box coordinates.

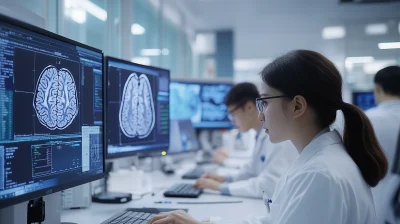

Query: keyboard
[101,208,187,224]
[182,167,205,179]
[164,183,202,198]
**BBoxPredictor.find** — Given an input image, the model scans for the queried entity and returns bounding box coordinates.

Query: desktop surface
[170,81,233,129]
[61,168,265,224]
[0,15,105,209]
[106,57,170,158]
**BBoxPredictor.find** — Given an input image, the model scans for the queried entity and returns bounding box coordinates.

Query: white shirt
[366,100,400,224]
[216,130,376,224]
[226,130,298,198]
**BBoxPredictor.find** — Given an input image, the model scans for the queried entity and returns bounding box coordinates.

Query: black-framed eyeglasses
[256,96,292,113]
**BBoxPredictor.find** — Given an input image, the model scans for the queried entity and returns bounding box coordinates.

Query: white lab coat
[225,130,298,199]
[366,100,400,224]
[215,130,376,224]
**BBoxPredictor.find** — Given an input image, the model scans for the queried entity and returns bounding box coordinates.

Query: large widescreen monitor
[0,15,105,209]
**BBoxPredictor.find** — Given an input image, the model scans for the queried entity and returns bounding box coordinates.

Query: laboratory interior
[0,0,399,223]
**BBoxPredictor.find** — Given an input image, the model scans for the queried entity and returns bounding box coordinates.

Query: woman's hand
[193,178,222,191]
[147,210,204,224]
[200,173,225,183]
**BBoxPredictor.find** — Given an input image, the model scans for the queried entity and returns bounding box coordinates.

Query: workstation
[0,1,400,224]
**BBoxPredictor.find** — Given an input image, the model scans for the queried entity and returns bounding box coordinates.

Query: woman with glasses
[193,82,298,199]
[147,50,388,224]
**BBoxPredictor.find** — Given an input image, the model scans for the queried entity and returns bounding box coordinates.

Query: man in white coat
[364,66,400,224]
[193,82,298,198]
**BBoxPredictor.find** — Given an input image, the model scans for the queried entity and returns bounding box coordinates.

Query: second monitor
[106,57,170,158]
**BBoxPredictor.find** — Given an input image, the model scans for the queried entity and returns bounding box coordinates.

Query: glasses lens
[256,100,262,113]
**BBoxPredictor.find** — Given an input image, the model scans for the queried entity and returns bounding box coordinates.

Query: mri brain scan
[119,73,155,139]
[33,65,79,130]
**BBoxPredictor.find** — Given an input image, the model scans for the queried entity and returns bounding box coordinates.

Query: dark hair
[374,65,400,97]
[225,82,260,106]
[261,50,388,187]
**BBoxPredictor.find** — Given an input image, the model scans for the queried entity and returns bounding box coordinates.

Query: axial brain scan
[33,65,79,130]
[119,73,155,139]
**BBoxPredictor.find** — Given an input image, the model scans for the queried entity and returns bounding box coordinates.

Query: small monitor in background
[169,119,200,154]
[352,91,376,111]
[105,57,170,159]
[170,80,233,129]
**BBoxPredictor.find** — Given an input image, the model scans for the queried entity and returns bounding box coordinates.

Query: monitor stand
[92,161,133,204]
[0,192,74,224]
[160,156,176,175]
[196,150,213,165]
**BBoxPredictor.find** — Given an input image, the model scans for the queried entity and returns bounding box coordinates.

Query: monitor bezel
[105,56,171,159]
[170,78,234,129]
[0,14,106,210]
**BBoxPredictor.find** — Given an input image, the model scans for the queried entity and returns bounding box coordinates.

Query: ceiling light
[345,56,374,70]
[378,42,400,49]
[80,0,107,21]
[162,48,169,55]
[64,0,107,22]
[131,23,145,35]
[131,57,151,65]
[70,8,87,24]
[322,26,346,40]
[365,23,388,35]
[141,49,161,56]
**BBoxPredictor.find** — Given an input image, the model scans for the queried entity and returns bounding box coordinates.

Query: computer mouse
[163,169,175,175]
[161,164,175,175]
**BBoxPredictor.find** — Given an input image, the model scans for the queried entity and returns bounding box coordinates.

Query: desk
[61,164,265,223]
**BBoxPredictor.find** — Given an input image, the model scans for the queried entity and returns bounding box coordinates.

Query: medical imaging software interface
[107,59,169,156]
[0,21,104,201]
[353,92,376,111]
[170,82,233,128]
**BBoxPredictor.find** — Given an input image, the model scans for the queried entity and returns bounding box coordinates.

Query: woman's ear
[292,95,307,119]
[244,101,255,112]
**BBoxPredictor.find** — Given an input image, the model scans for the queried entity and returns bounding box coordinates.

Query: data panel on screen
[353,92,376,111]
[106,58,169,157]
[170,82,233,128]
[0,18,104,208]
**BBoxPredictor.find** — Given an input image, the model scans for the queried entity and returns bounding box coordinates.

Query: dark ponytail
[261,49,388,187]
[340,103,388,187]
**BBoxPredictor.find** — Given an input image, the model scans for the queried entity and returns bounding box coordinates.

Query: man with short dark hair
[367,66,400,224]
[193,82,298,198]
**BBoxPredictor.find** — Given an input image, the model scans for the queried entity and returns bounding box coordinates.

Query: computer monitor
[170,80,233,129]
[352,91,376,111]
[106,57,170,159]
[0,15,105,209]
[169,119,200,154]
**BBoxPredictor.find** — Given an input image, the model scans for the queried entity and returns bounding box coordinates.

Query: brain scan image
[33,65,79,130]
[119,73,155,139]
